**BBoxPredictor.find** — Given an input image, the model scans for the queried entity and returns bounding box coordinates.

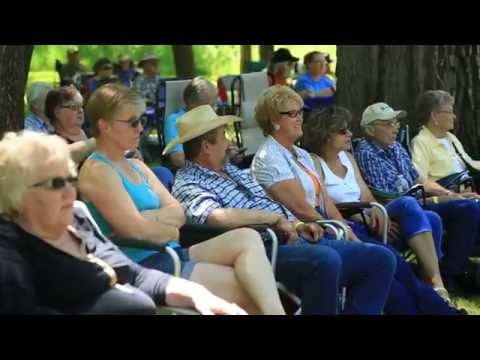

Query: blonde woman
[78,84,285,315]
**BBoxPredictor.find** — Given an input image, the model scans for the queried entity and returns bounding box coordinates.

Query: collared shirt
[163,108,186,154]
[411,126,476,181]
[133,74,162,104]
[172,161,295,225]
[24,114,54,134]
[251,135,325,212]
[354,138,419,193]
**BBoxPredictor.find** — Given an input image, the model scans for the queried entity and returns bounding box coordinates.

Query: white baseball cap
[361,102,407,128]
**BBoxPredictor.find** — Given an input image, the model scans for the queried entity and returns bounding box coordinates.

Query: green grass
[454,295,480,315]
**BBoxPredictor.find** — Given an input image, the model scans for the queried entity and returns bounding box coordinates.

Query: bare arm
[133,160,185,228]
[267,180,322,222]
[68,138,96,164]
[207,208,282,228]
[347,152,377,203]
[78,160,179,244]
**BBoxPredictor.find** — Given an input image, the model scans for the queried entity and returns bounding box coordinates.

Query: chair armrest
[110,236,181,277]
[179,223,278,273]
[336,202,389,244]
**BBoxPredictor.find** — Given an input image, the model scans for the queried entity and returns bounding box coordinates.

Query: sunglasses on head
[279,109,303,118]
[31,176,78,190]
[113,116,145,128]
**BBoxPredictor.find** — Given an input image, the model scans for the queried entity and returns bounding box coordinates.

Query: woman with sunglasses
[251,86,462,314]
[251,85,399,314]
[301,106,465,314]
[45,86,97,167]
[0,131,248,314]
[77,83,286,315]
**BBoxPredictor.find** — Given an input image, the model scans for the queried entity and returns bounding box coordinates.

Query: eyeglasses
[373,120,400,129]
[113,116,145,128]
[336,128,350,135]
[279,109,303,118]
[59,103,83,112]
[31,176,78,190]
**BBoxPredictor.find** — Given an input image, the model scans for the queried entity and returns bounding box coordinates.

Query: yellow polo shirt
[411,126,478,181]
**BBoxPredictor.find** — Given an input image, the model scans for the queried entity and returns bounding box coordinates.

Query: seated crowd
[2,47,480,315]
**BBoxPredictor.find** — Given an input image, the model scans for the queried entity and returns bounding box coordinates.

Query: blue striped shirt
[24,114,53,134]
[354,138,419,193]
[172,162,295,225]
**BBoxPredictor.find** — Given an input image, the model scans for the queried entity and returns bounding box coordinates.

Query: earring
[273,123,280,131]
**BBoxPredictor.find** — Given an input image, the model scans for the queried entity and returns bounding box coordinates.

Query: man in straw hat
[133,54,162,105]
[167,105,395,314]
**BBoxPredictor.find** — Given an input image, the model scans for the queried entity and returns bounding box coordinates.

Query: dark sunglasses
[113,116,145,128]
[279,109,303,118]
[31,176,78,190]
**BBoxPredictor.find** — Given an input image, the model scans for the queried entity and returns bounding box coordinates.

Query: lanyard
[292,154,325,214]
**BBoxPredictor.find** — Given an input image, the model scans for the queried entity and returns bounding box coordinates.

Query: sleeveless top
[314,151,362,204]
[86,151,160,262]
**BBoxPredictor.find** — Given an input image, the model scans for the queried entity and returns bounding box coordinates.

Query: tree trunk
[240,45,251,73]
[337,45,480,158]
[0,45,34,136]
[259,45,274,62]
[172,45,196,79]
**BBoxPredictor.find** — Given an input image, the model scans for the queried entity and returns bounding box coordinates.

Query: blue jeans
[284,236,396,315]
[424,199,480,277]
[385,196,443,259]
[352,222,456,315]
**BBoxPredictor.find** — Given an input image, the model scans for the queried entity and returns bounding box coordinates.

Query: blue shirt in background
[164,108,186,154]
[295,73,336,110]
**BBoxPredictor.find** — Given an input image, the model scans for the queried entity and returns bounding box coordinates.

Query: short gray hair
[27,82,53,113]
[415,90,454,125]
[183,77,217,108]
[0,131,76,219]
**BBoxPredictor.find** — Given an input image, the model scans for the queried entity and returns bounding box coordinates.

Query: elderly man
[24,82,55,134]
[166,104,397,315]
[354,102,480,293]
[164,77,218,169]
[133,54,162,105]
[164,77,243,170]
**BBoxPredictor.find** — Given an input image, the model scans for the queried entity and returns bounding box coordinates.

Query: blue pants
[385,196,443,259]
[280,237,396,315]
[424,199,480,277]
[151,166,174,191]
[352,222,456,315]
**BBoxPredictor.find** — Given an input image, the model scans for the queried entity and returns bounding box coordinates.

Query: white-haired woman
[0,131,246,314]
[24,82,54,134]
[78,83,286,315]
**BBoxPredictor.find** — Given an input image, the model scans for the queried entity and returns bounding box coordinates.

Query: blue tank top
[86,151,160,262]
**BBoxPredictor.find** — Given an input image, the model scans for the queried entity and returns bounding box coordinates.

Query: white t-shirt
[437,137,466,173]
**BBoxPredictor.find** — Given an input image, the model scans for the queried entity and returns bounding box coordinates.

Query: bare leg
[408,233,445,289]
[188,228,285,315]
[189,263,261,315]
